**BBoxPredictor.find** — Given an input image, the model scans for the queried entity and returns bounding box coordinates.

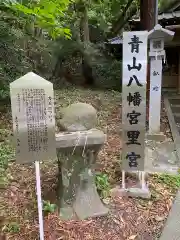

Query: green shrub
[3,222,20,233]
[0,8,56,102]
[43,200,57,214]
[92,59,122,91]
[155,173,180,190]
[95,172,110,199]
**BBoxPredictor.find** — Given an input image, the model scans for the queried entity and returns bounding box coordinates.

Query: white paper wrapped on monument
[55,102,109,221]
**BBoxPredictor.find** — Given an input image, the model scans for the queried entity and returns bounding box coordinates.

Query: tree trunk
[80,4,89,42]
[52,56,65,79]
[140,0,157,102]
[79,2,95,86]
[110,6,137,39]
[140,0,157,31]
[108,0,134,38]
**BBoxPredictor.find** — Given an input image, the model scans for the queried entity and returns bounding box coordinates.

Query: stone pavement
[160,95,180,240]
[160,190,180,240]
[145,139,179,175]
[164,96,180,162]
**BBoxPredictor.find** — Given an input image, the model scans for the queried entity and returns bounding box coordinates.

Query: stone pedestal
[111,186,151,199]
[145,139,179,174]
[146,132,166,142]
[56,129,109,220]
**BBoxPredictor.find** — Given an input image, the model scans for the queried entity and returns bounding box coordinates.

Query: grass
[154,173,180,190]
[95,172,111,199]
[0,141,15,187]
[43,200,57,214]
[2,222,20,234]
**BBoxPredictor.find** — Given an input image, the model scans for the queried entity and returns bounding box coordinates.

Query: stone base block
[59,206,76,220]
[73,183,109,220]
[145,140,179,175]
[148,162,179,175]
[146,133,166,142]
[111,186,151,199]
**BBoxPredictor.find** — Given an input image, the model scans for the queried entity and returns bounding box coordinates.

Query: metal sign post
[35,160,44,240]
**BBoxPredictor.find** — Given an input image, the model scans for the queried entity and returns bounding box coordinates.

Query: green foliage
[95,172,110,198]
[0,8,28,100]
[43,200,57,214]
[0,0,141,103]
[0,88,9,101]
[88,0,139,33]
[93,59,122,91]
[0,0,73,101]
[0,129,12,142]
[0,137,15,186]
[5,0,73,39]
[155,173,180,190]
[0,3,58,101]
[3,222,20,233]
[0,142,14,170]
[158,0,178,12]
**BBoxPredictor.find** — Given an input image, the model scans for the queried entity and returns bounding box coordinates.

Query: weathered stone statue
[56,102,109,220]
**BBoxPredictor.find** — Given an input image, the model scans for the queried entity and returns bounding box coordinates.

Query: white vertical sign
[122,31,148,171]
[10,72,57,240]
[149,59,162,134]
[148,25,174,135]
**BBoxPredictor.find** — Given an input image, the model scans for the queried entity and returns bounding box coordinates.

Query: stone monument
[56,102,109,220]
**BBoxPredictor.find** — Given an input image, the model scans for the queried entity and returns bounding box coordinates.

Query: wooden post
[140,0,157,31]
[140,0,157,102]
[178,51,180,93]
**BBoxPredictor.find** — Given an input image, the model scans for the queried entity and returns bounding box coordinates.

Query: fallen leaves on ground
[0,88,176,240]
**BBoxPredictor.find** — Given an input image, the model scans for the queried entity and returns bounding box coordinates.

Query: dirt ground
[0,88,177,240]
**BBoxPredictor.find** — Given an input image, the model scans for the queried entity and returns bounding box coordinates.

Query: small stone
[102,198,110,205]
[129,235,138,240]
[10,186,18,192]
[110,187,127,197]
[155,215,166,222]
[111,186,151,199]
[127,187,151,199]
